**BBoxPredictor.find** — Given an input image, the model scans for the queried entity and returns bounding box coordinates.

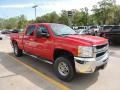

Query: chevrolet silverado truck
[10,23,109,82]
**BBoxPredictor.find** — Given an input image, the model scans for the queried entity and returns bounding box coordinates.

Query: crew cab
[10,23,109,82]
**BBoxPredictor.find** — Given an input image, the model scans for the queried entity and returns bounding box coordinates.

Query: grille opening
[96,51,106,57]
[96,44,107,49]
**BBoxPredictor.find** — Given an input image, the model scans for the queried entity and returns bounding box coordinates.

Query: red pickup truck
[10,23,109,82]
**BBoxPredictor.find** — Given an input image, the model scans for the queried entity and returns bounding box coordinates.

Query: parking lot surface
[0,35,120,90]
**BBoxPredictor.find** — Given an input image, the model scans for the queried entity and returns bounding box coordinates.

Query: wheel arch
[11,40,18,46]
[53,48,75,65]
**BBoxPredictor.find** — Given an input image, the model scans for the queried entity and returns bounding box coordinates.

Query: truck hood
[61,35,108,46]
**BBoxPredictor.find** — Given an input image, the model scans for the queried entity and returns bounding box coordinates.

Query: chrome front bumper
[74,52,109,73]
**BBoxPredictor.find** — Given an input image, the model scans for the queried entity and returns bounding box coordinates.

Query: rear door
[23,25,36,53]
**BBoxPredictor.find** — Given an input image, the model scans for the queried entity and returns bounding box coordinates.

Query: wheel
[53,56,75,82]
[13,43,23,57]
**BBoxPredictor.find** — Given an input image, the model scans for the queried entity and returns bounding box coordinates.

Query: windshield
[79,30,85,34]
[50,24,77,36]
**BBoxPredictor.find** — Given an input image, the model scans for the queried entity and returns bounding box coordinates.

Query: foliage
[0,15,27,29]
[17,15,28,29]
[36,12,59,23]
[58,10,69,25]
[92,0,120,25]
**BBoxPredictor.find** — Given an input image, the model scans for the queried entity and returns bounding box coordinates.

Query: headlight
[78,46,93,57]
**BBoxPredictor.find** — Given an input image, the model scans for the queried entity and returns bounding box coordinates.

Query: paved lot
[0,35,120,90]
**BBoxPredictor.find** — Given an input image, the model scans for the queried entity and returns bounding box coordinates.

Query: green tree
[113,5,120,25]
[92,0,117,25]
[0,18,4,29]
[17,15,28,29]
[5,17,19,29]
[58,10,69,25]
[36,12,59,23]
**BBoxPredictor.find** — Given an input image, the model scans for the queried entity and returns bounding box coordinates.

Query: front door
[33,25,53,60]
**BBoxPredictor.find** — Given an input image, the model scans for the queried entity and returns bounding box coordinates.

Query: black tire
[53,56,75,82]
[13,43,23,57]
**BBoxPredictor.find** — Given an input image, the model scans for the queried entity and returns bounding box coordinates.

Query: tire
[13,43,23,57]
[53,56,75,82]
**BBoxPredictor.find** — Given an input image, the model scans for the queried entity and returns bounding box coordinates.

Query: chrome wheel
[58,62,69,76]
[13,43,23,57]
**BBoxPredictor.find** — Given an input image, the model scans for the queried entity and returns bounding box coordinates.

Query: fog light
[76,60,85,64]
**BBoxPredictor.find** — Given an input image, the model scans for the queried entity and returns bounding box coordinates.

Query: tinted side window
[37,26,48,34]
[26,25,35,35]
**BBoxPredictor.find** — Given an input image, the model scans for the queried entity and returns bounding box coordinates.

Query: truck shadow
[67,72,99,90]
[0,52,99,90]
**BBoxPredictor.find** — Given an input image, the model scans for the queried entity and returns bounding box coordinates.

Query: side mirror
[36,32,50,38]
[0,37,2,40]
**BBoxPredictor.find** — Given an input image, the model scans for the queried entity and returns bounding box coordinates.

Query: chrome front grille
[94,43,108,53]
[96,51,106,57]
[96,44,108,49]
[94,43,109,61]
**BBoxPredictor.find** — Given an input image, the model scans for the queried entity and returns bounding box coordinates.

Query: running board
[23,52,53,65]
